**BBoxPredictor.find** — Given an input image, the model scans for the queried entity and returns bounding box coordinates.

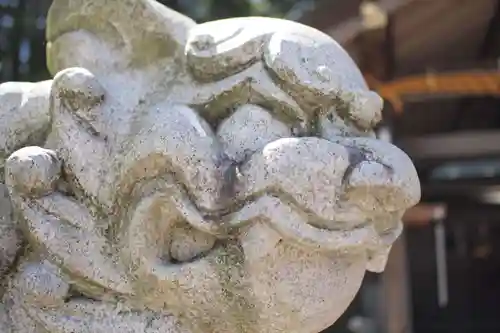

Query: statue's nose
[342,137,421,214]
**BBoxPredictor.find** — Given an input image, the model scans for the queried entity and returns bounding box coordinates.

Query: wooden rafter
[367,70,500,113]
[328,0,417,43]
[403,204,447,226]
[356,0,395,82]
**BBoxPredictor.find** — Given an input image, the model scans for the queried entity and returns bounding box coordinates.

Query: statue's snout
[342,137,421,215]
[338,137,419,272]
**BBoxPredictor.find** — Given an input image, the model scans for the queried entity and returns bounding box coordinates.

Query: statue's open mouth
[112,164,404,283]
[5,126,419,307]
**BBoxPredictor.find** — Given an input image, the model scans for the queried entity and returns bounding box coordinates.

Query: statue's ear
[46,0,196,76]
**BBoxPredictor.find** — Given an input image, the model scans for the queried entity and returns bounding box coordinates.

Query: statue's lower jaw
[366,227,401,273]
[126,241,368,333]
[7,239,367,333]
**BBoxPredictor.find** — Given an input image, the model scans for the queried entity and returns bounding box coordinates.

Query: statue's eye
[52,67,105,135]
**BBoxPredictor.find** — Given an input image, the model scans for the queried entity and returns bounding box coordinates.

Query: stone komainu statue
[0,1,420,332]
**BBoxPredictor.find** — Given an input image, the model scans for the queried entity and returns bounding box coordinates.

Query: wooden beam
[380,234,413,333]
[327,0,416,44]
[397,131,500,160]
[370,70,500,113]
[379,202,445,333]
[356,1,395,81]
[480,0,500,58]
[403,204,447,226]
[381,203,447,333]
[453,0,500,130]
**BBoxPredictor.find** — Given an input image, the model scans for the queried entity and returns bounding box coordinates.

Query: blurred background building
[1,0,500,333]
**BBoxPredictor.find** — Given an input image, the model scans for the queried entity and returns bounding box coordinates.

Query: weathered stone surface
[0,1,421,332]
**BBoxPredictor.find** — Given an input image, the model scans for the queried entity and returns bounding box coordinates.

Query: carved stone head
[0,1,420,333]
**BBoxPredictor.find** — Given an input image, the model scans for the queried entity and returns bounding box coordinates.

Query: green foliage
[159,0,299,22]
